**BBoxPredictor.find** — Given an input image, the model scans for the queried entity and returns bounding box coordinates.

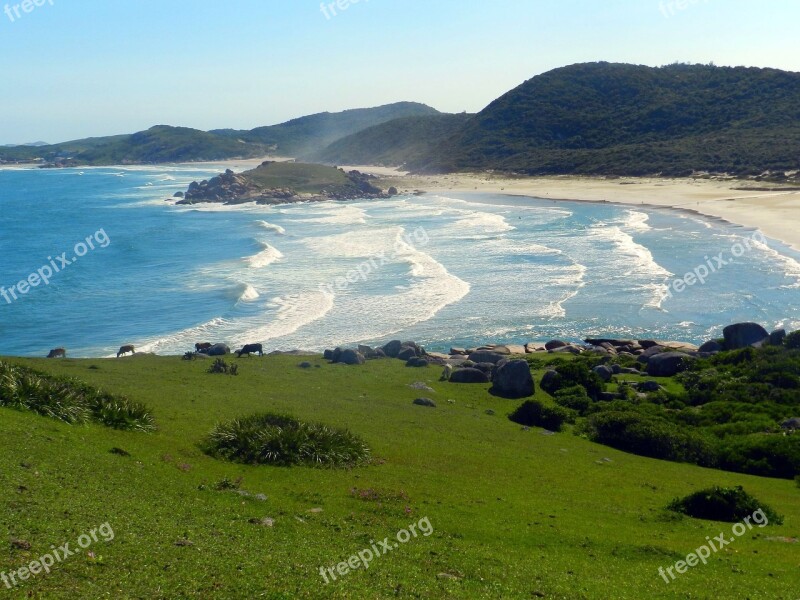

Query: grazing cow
[117,345,136,358]
[47,348,67,359]
[236,343,264,357]
[195,342,212,353]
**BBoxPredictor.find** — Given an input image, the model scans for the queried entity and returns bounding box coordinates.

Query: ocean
[1,165,799,358]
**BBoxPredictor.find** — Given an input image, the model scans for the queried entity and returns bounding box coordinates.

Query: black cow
[236,343,264,357]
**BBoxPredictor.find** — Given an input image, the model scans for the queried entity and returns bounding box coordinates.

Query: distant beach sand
[357,167,800,253]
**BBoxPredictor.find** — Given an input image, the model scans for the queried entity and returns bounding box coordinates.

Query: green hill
[0,350,797,598]
[214,102,441,157]
[307,113,473,167]
[411,62,800,177]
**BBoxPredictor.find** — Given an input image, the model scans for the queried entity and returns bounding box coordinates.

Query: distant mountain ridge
[0,102,440,167]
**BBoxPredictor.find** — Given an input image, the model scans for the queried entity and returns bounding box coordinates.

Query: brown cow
[47,348,67,358]
[195,342,213,353]
[117,345,136,358]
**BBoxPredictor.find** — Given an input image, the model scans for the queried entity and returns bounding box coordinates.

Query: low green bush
[0,360,156,432]
[580,410,715,465]
[540,360,605,400]
[553,385,591,415]
[509,400,574,431]
[715,434,800,479]
[203,413,371,468]
[668,486,783,524]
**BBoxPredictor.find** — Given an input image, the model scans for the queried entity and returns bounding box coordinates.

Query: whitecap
[247,242,284,268]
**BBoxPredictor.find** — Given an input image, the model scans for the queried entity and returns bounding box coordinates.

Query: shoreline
[377,171,800,253]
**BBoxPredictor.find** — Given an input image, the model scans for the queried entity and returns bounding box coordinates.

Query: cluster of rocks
[183,343,231,360]
[174,165,398,206]
[324,341,433,368]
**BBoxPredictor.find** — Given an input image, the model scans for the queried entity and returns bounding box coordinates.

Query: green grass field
[1,354,797,599]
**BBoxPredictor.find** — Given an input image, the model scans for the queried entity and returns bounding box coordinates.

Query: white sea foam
[622,210,652,232]
[255,220,286,235]
[247,242,284,268]
[749,239,800,289]
[295,204,367,225]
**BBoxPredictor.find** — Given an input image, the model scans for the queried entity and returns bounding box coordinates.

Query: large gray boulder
[781,417,800,430]
[646,352,693,377]
[397,347,418,361]
[545,340,568,351]
[491,360,534,398]
[382,340,402,358]
[698,340,723,353]
[769,329,787,346]
[207,344,230,357]
[467,351,506,365]
[413,398,436,408]
[593,365,614,382]
[450,368,490,384]
[339,349,365,365]
[723,323,769,350]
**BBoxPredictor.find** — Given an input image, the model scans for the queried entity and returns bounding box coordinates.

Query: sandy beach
[360,168,800,253]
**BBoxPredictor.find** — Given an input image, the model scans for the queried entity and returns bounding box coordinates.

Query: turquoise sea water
[1,165,799,357]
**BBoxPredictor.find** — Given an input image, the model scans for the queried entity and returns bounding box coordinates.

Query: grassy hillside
[308,113,474,167]
[412,62,800,177]
[1,354,797,598]
[215,102,441,158]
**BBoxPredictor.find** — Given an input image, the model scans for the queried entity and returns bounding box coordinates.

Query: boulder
[599,392,622,401]
[413,398,436,408]
[698,340,723,353]
[450,347,468,355]
[593,365,614,382]
[406,357,429,368]
[504,344,528,355]
[397,347,418,361]
[646,352,693,377]
[332,347,343,363]
[491,359,534,398]
[358,344,377,358]
[298,361,313,369]
[450,368,490,384]
[339,349,365,365]
[769,329,787,346]
[540,370,561,395]
[780,417,800,430]
[637,381,662,393]
[207,344,230,356]
[723,322,769,350]
[323,349,334,360]
[545,340,568,351]
[382,340,403,358]
[550,345,582,355]
[490,345,513,355]
[468,351,506,364]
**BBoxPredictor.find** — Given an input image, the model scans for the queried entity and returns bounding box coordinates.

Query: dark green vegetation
[0,103,438,167]
[531,339,800,479]
[308,113,473,167]
[409,62,800,178]
[0,353,797,598]
[203,413,371,468]
[668,486,783,524]
[0,360,155,431]
[244,161,354,193]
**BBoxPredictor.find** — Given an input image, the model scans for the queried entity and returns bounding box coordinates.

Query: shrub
[553,385,591,415]
[203,413,371,468]
[715,434,800,479]
[509,400,573,431]
[0,360,155,431]
[581,410,715,465]
[209,359,238,376]
[785,331,800,349]
[668,486,783,524]
[540,361,605,400]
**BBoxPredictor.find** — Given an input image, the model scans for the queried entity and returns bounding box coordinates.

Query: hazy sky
[2,0,798,144]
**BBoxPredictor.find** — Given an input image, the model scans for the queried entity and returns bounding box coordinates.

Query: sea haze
[1,166,799,357]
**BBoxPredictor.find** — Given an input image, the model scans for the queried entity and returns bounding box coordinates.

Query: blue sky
[1,0,798,144]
